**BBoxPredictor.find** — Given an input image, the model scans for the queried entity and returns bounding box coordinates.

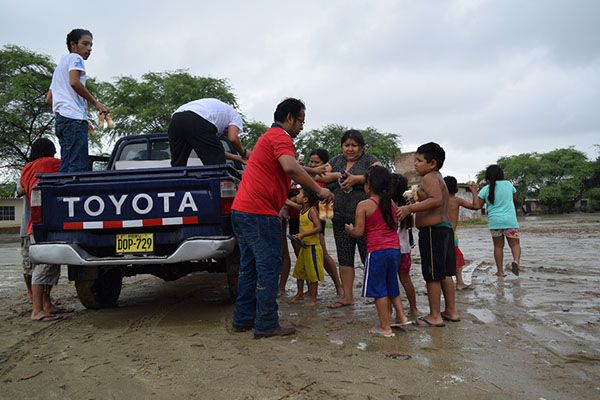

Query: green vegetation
[294,124,402,170]
[0,45,403,186]
[477,147,600,213]
[0,45,55,177]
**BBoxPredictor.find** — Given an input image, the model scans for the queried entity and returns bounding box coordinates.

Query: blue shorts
[362,248,401,298]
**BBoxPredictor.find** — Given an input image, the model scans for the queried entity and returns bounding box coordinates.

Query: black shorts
[418,225,456,282]
[289,218,299,235]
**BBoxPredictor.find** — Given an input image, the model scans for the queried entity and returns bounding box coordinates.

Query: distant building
[394,152,421,185]
[0,197,23,232]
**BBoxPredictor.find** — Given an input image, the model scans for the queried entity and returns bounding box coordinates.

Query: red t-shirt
[20,157,61,234]
[232,126,295,217]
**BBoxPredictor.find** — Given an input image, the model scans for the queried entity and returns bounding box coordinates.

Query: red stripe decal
[143,218,163,226]
[104,220,123,229]
[64,222,84,230]
[183,216,198,224]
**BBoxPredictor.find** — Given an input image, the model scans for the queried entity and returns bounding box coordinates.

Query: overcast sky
[2,0,599,181]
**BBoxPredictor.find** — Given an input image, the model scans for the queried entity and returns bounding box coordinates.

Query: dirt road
[0,214,599,399]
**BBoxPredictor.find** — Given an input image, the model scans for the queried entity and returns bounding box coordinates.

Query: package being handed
[319,201,334,219]
[105,114,115,128]
[98,112,115,129]
[403,185,419,204]
[98,113,105,129]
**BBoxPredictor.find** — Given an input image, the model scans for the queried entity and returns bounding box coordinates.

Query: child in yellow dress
[288,187,324,307]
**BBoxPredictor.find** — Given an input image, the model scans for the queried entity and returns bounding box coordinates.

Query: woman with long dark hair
[473,165,522,276]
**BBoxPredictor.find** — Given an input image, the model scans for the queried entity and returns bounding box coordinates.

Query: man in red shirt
[231,98,334,338]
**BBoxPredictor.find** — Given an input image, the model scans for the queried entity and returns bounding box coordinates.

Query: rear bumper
[29,236,236,266]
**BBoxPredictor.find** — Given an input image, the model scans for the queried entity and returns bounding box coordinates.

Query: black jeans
[168,111,226,166]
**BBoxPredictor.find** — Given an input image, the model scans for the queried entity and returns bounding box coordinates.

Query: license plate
[116,233,153,254]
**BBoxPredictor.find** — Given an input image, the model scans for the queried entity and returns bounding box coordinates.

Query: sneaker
[254,326,296,339]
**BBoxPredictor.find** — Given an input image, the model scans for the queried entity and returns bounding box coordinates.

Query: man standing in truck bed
[230,98,334,339]
[46,28,110,172]
[168,98,251,166]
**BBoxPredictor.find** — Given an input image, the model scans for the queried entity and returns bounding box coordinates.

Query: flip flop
[456,284,474,291]
[511,262,520,276]
[51,297,62,306]
[51,308,74,314]
[391,318,413,327]
[412,316,445,327]
[328,301,353,309]
[441,313,461,322]
[32,315,63,322]
[370,326,395,337]
[287,234,307,248]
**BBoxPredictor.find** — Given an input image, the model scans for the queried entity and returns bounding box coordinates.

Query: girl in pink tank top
[345,166,411,337]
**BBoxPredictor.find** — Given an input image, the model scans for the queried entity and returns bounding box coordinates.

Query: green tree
[478,147,593,213]
[99,70,238,138]
[240,120,269,148]
[0,45,55,177]
[0,182,16,197]
[582,145,600,210]
[294,124,402,170]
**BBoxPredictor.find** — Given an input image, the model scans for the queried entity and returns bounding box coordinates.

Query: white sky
[2,0,599,181]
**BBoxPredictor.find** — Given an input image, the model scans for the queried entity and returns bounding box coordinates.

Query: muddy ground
[0,214,599,399]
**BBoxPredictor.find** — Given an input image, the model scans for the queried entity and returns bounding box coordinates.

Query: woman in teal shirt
[473,165,522,277]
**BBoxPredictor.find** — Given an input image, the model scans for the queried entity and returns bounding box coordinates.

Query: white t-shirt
[173,98,243,136]
[50,53,88,120]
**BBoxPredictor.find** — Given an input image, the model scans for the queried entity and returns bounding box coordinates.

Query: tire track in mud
[0,308,88,380]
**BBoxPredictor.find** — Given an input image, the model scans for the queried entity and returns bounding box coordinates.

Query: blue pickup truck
[29,133,241,309]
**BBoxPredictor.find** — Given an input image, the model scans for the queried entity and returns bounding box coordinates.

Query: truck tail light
[220,180,237,215]
[30,189,42,224]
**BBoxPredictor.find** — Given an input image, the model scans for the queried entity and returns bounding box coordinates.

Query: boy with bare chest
[397,142,459,327]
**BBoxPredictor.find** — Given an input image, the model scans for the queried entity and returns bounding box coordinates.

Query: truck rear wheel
[75,269,123,309]
[226,243,240,301]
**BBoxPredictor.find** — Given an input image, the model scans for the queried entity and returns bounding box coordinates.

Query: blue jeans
[231,210,282,334]
[55,114,89,172]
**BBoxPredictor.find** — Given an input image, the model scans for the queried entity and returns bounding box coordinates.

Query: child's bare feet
[277,290,288,298]
[303,299,317,307]
[288,293,304,304]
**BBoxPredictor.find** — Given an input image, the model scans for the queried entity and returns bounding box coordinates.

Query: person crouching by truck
[168,98,251,167]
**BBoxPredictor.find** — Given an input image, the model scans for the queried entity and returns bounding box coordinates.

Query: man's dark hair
[340,129,365,148]
[444,176,458,194]
[274,98,305,123]
[66,29,93,51]
[309,148,329,163]
[301,186,319,206]
[416,142,445,170]
[30,138,56,161]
